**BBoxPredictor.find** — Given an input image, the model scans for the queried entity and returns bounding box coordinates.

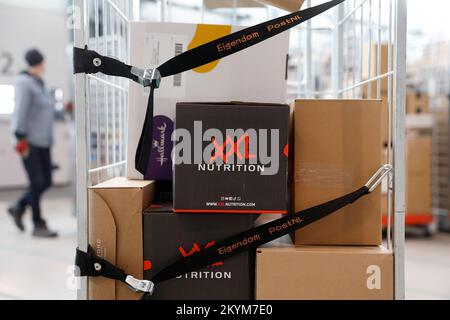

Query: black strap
[76,246,155,294]
[135,86,155,175]
[75,246,127,283]
[148,186,369,286]
[73,0,345,176]
[74,46,139,83]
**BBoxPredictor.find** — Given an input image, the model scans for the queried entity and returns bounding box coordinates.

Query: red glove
[15,140,29,156]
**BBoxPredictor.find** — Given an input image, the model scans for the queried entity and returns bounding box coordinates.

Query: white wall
[0,2,72,188]
[0,3,71,96]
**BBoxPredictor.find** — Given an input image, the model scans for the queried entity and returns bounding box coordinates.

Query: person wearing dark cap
[8,48,58,238]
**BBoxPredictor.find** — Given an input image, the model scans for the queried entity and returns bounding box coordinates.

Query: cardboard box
[381,193,388,215]
[407,135,432,214]
[256,245,393,300]
[88,178,155,300]
[127,21,289,180]
[174,102,290,214]
[143,204,254,300]
[406,92,430,114]
[362,44,391,93]
[381,186,393,213]
[378,94,390,147]
[353,90,390,155]
[293,99,382,246]
[362,91,391,148]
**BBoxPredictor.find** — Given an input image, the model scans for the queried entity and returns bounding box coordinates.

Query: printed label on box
[143,33,188,99]
[145,115,174,180]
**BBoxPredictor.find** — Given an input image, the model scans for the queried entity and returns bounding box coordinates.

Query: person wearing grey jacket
[8,49,58,238]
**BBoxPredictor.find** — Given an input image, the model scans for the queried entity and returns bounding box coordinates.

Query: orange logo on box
[144,260,152,271]
[283,144,289,158]
[179,241,224,267]
[210,135,256,164]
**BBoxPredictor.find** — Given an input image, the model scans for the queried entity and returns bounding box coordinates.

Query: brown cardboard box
[88,178,155,300]
[362,92,391,148]
[293,100,382,245]
[362,44,391,93]
[380,94,390,147]
[256,245,394,300]
[381,193,388,214]
[381,192,394,216]
[407,135,432,214]
[406,92,429,114]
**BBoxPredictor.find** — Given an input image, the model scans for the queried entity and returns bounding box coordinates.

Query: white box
[127,21,290,180]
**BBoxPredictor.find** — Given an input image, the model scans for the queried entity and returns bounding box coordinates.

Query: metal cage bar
[74,0,135,300]
[393,0,407,300]
[291,0,407,299]
[74,0,88,301]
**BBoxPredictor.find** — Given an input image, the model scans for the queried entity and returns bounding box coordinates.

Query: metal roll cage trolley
[74,0,407,300]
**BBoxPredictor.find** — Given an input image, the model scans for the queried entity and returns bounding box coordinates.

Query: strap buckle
[125,276,154,295]
[365,164,393,193]
[131,67,161,88]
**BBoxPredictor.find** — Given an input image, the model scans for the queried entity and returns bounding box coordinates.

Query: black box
[143,203,255,300]
[174,102,290,214]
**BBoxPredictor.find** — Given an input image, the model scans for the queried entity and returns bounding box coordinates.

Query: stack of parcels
[256,100,394,300]
[88,16,292,300]
[86,5,394,301]
[87,101,393,300]
[88,100,291,300]
[405,134,432,216]
[403,89,433,218]
[143,101,291,300]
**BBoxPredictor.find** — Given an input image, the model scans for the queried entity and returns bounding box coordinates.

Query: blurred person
[8,48,58,238]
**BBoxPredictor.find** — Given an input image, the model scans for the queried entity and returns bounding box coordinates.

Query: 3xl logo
[210,135,255,163]
[179,241,224,268]
[173,121,281,175]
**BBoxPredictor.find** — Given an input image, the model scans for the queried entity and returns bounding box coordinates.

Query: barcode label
[173,43,183,87]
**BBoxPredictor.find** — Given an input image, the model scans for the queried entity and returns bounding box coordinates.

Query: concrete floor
[0,188,449,300]
[0,188,76,300]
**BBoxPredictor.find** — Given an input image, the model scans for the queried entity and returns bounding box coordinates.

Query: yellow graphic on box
[188,24,232,73]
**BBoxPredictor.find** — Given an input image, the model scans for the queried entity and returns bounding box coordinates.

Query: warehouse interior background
[0,0,449,300]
